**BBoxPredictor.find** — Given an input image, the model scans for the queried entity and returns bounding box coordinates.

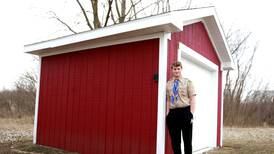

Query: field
[208,127,274,154]
[0,118,273,153]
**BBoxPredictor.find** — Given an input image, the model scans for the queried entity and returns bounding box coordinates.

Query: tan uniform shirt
[166,77,196,109]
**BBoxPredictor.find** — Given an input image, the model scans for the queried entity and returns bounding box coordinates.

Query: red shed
[25,7,233,154]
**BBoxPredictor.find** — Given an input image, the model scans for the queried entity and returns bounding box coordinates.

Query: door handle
[153,73,158,82]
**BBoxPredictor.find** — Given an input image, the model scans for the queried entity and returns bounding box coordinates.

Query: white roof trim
[173,7,234,70]
[24,12,183,54]
[25,7,233,70]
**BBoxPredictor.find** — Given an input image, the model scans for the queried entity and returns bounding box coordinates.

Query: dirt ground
[0,118,274,154]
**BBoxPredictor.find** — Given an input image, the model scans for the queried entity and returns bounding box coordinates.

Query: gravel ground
[0,118,33,143]
[0,118,75,153]
[0,129,33,143]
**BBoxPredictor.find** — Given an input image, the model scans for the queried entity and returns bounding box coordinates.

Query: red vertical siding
[166,22,222,153]
[37,39,159,154]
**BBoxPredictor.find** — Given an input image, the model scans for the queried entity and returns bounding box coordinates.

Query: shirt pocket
[179,87,188,96]
[167,86,173,97]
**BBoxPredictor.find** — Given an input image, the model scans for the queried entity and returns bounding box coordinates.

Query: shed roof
[25,7,233,70]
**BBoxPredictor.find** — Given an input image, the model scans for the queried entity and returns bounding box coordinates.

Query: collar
[172,76,184,83]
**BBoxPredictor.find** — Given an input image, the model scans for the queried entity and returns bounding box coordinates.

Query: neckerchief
[171,79,179,104]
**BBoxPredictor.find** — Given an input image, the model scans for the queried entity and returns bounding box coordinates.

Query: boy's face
[172,66,182,78]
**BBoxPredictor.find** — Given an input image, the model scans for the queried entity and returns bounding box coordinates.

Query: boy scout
[166,61,197,154]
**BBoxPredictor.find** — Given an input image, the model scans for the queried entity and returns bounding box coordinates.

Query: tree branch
[110,8,117,24]
[75,0,93,30]
[104,0,114,26]
[130,0,138,19]
[115,0,121,20]
[49,11,77,34]
[131,1,160,17]
[125,0,142,20]
[231,32,251,54]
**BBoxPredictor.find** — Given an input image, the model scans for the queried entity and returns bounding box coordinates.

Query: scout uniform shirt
[166,77,196,109]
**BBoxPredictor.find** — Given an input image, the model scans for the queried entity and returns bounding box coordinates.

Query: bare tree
[0,70,38,118]
[49,0,174,34]
[76,0,94,30]
[223,29,259,126]
[15,71,37,94]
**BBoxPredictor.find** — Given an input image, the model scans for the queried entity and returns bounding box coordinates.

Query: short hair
[171,61,182,69]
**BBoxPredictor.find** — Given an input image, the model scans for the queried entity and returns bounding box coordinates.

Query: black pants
[166,106,193,154]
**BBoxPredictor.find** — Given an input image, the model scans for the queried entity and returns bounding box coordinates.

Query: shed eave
[177,7,234,69]
[24,12,183,56]
[221,61,235,70]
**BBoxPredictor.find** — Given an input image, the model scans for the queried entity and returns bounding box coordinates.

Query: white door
[178,43,218,153]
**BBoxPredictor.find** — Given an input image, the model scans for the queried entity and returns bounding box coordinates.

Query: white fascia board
[33,57,42,144]
[174,7,234,71]
[210,10,234,70]
[174,7,215,24]
[203,11,234,70]
[202,18,234,71]
[35,33,164,57]
[212,10,233,61]
[24,13,183,55]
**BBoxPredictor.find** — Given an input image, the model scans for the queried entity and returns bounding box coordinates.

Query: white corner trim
[37,33,165,57]
[33,57,42,144]
[156,32,169,154]
[213,67,219,147]
[220,72,226,147]
[178,43,218,71]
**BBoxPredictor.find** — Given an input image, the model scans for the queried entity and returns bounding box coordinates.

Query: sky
[0,0,273,90]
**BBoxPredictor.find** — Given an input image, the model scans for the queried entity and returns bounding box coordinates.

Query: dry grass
[208,127,274,154]
[0,117,33,144]
[1,119,274,153]
[0,117,33,130]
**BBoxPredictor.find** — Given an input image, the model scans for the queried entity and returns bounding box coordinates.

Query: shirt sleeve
[187,80,197,97]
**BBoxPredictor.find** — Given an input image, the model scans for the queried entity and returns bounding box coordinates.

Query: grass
[208,140,274,154]
[0,116,33,130]
[207,127,274,154]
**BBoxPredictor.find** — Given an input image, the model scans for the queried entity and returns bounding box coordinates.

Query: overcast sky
[0,0,273,90]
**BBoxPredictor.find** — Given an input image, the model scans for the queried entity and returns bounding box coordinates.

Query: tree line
[223,29,274,127]
[0,72,36,118]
